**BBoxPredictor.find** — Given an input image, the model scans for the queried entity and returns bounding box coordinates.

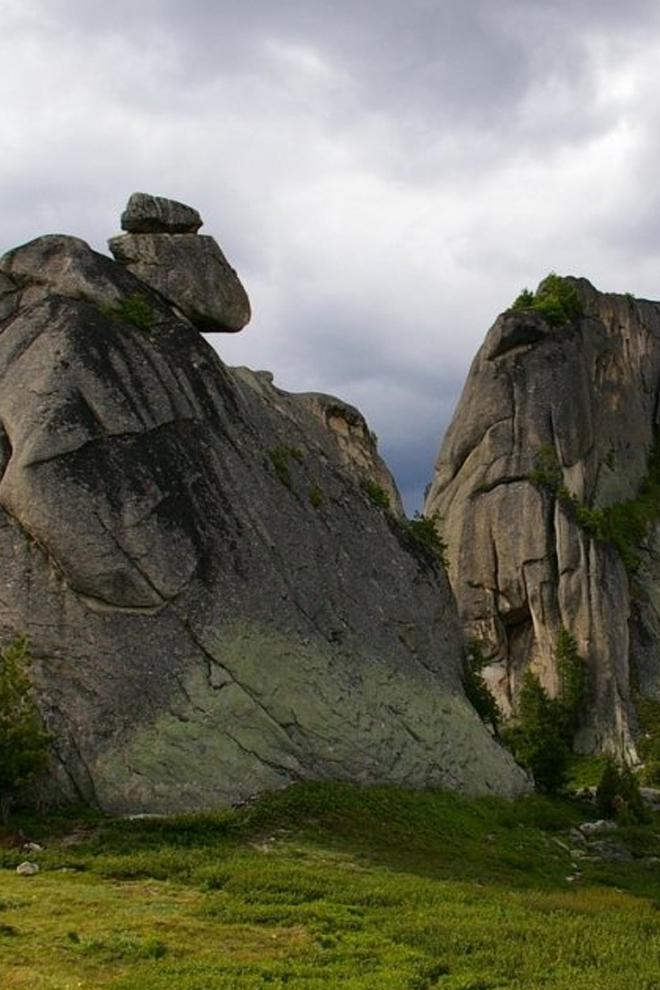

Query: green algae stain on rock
[92,623,528,814]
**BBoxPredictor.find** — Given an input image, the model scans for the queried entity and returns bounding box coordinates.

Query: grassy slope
[1,782,660,989]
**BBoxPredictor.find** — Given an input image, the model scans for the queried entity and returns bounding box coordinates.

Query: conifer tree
[0,637,50,822]
[506,670,569,793]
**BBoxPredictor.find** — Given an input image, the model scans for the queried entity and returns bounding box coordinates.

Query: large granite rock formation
[425,278,660,758]
[0,198,526,813]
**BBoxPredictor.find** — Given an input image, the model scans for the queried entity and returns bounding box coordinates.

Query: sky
[3,0,660,511]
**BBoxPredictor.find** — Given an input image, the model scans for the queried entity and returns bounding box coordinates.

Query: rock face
[0,204,526,814]
[425,278,660,758]
[109,194,250,333]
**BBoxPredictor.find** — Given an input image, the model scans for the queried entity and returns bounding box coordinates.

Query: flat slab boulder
[121,192,203,234]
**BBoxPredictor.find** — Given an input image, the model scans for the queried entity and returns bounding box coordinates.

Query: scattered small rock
[16,861,39,877]
[639,788,660,810]
[569,827,587,846]
[250,836,276,854]
[589,839,633,863]
[578,820,618,838]
[22,842,43,853]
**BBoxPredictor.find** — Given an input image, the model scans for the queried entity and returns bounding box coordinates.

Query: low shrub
[529,436,660,574]
[511,273,583,327]
[102,294,154,331]
[407,512,447,566]
[596,758,649,824]
[269,445,304,489]
[309,484,324,509]
[362,480,390,509]
[463,641,501,733]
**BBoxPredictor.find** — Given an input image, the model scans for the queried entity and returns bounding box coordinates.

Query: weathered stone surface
[109,232,250,333]
[425,278,660,758]
[235,371,404,516]
[0,272,18,322]
[0,232,527,814]
[121,192,203,234]
[640,787,660,809]
[589,839,633,863]
[0,234,175,325]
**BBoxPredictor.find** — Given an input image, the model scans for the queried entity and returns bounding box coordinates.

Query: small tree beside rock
[0,637,50,823]
[596,758,649,825]
[503,670,570,794]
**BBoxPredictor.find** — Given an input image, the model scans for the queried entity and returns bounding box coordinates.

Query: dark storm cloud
[4,0,660,507]
[36,0,660,135]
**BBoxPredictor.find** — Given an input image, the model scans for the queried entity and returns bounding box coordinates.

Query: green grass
[2,782,660,988]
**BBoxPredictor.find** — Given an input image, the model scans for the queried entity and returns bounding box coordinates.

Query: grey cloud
[36,0,659,151]
[4,1,660,504]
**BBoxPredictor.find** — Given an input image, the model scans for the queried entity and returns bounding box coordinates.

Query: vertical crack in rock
[0,422,11,483]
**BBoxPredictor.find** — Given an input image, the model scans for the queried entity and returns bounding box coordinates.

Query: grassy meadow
[1,781,660,989]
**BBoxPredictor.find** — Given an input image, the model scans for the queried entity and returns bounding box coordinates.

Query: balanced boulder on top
[121,192,203,234]
[109,193,251,334]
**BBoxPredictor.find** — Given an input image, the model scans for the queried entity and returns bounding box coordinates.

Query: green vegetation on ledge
[530,438,660,572]
[511,273,583,327]
[102,294,155,331]
[463,640,501,733]
[361,479,390,509]
[3,781,660,989]
[406,512,448,565]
